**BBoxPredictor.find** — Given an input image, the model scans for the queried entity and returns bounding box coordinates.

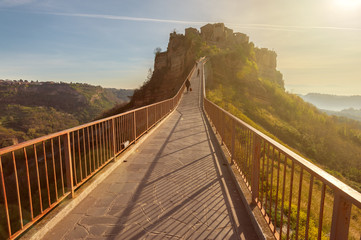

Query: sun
[334,0,361,9]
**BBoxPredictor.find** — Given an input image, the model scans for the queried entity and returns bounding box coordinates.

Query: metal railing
[0,65,195,240]
[202,63,361,239]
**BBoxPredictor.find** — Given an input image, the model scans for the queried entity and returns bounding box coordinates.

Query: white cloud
[0,0,35,7]
[37,12,361,33]
[43,12,210,25]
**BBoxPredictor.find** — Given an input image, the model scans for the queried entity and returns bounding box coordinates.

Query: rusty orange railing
[0,65,195,239]
[201,61,361,239]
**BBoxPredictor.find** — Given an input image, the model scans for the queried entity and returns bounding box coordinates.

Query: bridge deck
[42,66,259,240]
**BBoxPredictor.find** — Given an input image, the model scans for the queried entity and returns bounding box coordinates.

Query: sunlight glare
[334,0,361,9]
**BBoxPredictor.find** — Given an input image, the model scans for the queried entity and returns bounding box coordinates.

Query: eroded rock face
[254,48,284,88]
[153,23,284,94]
[255,48,277,69]
[199,23,249,47]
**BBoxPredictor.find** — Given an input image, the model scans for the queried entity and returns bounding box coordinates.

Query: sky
[1,0,361,95]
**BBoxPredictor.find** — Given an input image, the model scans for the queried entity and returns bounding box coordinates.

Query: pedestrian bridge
[1,59,361,240]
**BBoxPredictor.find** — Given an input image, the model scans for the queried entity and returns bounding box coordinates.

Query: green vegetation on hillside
[0,81,133,148]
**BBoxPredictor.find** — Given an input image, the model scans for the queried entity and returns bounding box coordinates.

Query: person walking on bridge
[185,78,191,92]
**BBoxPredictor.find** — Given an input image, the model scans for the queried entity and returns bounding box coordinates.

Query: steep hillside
[101,29,200,117]
[0,80,133,148]
[198,24,361,191]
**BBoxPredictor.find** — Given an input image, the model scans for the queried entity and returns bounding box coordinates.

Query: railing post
[330,192,352,240]
[0,156,11,238]
[221,111,225,145]
[231,119,235,165]
[63,133,74,198]
[251,134,261,203]
[112,118,116,158]
[133,111,137,143]
[146,107,149,132]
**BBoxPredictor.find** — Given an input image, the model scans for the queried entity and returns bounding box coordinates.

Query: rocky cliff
[103,23,284,116]
[254,48,284,88]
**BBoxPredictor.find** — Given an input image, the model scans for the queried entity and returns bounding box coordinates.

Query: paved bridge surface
[42,66,259,240]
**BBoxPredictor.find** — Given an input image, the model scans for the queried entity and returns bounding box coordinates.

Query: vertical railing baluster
[245,130,249,181]
[317,183,326,240]
[231,119,235,165]
[77,130,82,181]
[63,133,74,198]
[221,111,224,145]
[305,175,314,239]
[103,122,106,162]
[95,124,99,169]
[134,111,137,143]
[251,134,261,203]
[286,161,295,239]
[12,151,23,228]
[87,127,92,173]
[295,167,303,240]
[264,142,270,220]
[279,155,287,240]
[120,116,124,146]
[51,139,58,201]
[107,121,110,160]
[82,128,88,177]
[260,140,266,209]
[58,136,65,196]
[118,117,121,151]
[146,107,149,132]
[71,132,77,185]
[105,121,110,160]
[99,123,104,166]
[0,155,12,238]
[91,125,96,171]
[104,122,108,160]
[33,144,43,212]
[112,118,116,158]
[42,142,51,207]
[24,147,34,220]
[274,151,281,234]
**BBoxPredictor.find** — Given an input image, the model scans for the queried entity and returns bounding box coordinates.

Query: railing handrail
[0,65,196,156]
[204,98,361,208]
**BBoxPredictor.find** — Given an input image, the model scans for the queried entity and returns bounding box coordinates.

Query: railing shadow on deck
[101,80,253,239]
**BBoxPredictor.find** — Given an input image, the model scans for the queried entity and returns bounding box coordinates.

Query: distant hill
[0,80,133,148]
[323,108,361,122]
[299,93,361,111]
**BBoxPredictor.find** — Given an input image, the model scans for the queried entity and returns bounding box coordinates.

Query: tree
[154,47,162,56]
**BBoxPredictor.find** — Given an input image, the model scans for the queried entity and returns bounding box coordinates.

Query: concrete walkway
[42,65,259,240]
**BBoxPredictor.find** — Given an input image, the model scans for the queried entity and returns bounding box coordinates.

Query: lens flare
[334,0,361,9]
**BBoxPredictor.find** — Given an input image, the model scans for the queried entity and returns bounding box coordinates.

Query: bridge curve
[40,62,259,239]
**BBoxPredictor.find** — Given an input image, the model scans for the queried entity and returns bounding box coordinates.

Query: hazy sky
[1,0,361,94]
